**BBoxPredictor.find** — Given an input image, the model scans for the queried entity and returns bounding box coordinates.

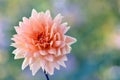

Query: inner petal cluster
[34,32,51,49]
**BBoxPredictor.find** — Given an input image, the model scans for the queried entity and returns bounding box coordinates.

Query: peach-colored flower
[11,9,76,76]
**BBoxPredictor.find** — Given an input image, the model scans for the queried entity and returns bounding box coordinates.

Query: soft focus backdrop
[0,0,120,80]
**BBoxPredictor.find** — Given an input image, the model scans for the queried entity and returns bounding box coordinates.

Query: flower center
[35,32,51,49]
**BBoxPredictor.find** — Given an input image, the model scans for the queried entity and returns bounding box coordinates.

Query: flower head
[11,9,76,75]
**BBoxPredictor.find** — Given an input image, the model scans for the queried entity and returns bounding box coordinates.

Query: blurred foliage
[0,0,120,80]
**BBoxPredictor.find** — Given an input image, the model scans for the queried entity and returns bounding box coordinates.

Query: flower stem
[44,70,49,80]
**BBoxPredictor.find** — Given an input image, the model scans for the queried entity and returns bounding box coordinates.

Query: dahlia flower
[11,9,76,76]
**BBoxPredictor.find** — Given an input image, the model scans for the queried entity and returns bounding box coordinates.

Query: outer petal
[31,9,38,17]
[65,45,72,53]
[61,55,68,61]
[54,14,63,25]
[45,62,54,75]
[14,26,21,34]
[30,59,41,76]
[14,52,25,59]
[57,60,66,68]
[53,62,60,70]
[13,49,25,59]
[61,47,66,54]
[22,58,29,70]
[13,48,21,54]
[60,23,70,34]
[45,55,54,62]
[40,58,46,70]
[45,10,52,24]
[65,36,77,45]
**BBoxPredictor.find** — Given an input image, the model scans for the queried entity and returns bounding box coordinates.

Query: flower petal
[30,59,41,76]
[65,45,71,53]
[14,52,25,59]
[48,48,56,54]
[57,48,61,56]
[34,52,40,58]
[57,60,66,68]
[31,9,38,17]
[13,48,21,54]
[61,48,66,54]
[54,32,61,41]
[53,63,60,70]
[29,57,35,64]
[45,55,54,62]
[50,23,56,38]
[54,41,61,47]
[45,10,52,24]
[40,58,46,70]
[54,14,63,25]
[65,36,77,45]
[39,50,47,55]
[22,58,29,70]
[45,62,54,75]
[61,55,68,61]
[14,26,21,34]
[61,23,70,34]
[13,49,25,59]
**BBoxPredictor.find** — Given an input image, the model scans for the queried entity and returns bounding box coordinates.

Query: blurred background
[0,0,120,80]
